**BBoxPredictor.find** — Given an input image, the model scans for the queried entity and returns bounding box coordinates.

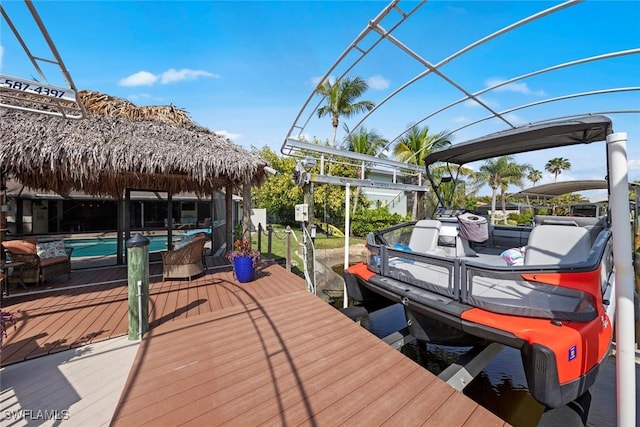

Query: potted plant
[227,239,260,283]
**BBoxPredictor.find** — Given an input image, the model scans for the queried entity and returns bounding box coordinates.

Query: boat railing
[365,224,613,321]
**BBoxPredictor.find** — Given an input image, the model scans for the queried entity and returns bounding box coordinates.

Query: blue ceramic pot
[233,256,254,283]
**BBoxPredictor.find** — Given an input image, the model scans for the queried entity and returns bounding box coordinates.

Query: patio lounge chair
[1,239,73,286]
[161,234,207,282]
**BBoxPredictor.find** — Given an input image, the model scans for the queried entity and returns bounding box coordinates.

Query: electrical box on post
[295,204,309,222]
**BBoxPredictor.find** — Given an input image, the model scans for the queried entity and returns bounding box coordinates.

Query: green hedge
[351,207,408,237]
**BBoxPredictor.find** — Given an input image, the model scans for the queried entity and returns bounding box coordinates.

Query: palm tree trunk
[352,187,360,215]
[501,190,507,224]
[490,188,498,225]
[351,164,365,215]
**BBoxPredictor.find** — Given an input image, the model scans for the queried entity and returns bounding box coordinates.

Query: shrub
[351,207,408,237]
[507,212,533,226]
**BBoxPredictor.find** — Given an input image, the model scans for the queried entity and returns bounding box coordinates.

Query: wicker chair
[1,239,73,286]
[161,235,207,282]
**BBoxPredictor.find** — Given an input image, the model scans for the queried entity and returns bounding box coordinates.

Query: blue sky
[2,1,639,197]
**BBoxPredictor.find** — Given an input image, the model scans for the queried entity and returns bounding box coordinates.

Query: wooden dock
[2,262,508,425]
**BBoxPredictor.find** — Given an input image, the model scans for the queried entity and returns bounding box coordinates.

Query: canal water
[331,262,640,427]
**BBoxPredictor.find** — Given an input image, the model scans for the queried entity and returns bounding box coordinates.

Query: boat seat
[524,224,591,266]
[533,215,606,246]
[408,220,441,254]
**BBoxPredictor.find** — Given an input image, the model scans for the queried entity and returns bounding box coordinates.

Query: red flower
[227,238,261,267]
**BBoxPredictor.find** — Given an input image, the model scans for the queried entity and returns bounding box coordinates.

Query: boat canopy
[424,115,613,166]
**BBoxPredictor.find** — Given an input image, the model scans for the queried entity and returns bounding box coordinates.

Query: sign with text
[0,74,77,103]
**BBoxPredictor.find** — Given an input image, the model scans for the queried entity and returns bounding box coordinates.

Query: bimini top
[424,115,613,166]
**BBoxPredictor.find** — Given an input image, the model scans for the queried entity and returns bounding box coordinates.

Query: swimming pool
[65,235,171,258]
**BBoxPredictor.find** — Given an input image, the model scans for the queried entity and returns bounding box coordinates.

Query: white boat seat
[408,220,441,254]
[524,224,591,266]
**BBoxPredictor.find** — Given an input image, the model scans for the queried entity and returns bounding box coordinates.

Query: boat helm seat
[524,224,591,266]
[408,220,441,254]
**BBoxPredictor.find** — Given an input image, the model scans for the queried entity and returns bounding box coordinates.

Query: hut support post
[167,192,173,250]
[0,171,5,262]
[225,182,233,253]
[209,193,215,256]
[117,196,124,265]
[242,182,251,242]
[124,189,131,263]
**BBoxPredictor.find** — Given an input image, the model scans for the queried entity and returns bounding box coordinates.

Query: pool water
[65,235,170,258]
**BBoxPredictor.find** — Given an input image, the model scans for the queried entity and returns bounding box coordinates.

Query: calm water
[64,235,170,258]
[333,262,640,427]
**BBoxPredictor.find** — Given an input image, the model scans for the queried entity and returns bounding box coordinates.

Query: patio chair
[2,239,73,286]
[161,235,207,282]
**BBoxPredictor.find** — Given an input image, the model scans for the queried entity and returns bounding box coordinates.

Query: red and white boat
[345,115,619,408]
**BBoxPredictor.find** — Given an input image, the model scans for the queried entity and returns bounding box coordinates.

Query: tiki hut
[0,90,269,262]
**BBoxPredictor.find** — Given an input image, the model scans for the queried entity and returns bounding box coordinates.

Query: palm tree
[527,168,543,206]
[316,76,375,147]
[394,125,451,219]
[344,124,388,214]
[528,169,542,187]
[545,157,571,181]
[498,163,529,221]
[478,156,528,225]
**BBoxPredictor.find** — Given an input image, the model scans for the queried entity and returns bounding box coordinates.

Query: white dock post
[606,131,636,427]
[343,183,351,309]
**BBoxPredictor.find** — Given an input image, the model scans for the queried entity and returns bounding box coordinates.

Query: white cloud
[311,75,334,87]
[367,75,390,90]
[485,78,545,96]
[463,96,499,109]
[118,71,157,87]
[128,93,151,100]
[119,68,217,87]
[0,45,4,68]
[503,113,526,125]
[628,159,640,170]
[215,130,241,141]
[160,68,218,84]
[452,116,468,123]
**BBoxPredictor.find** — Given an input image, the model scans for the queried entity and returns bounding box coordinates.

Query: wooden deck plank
[68,285,127,346]
[3,261,507,426]
[117,318,363,425]
[111,273,506,427]
[115,295,326,399]
[306,362,420,426]
[121,327,369,424]
[47,285,120,337]
[383,379,455,425]
[342,363,436,425]
[463,405,509,427]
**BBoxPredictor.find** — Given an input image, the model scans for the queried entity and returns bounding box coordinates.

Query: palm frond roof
[0,90,268,197]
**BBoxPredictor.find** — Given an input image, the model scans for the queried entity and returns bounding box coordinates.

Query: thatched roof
[0,90,268,197]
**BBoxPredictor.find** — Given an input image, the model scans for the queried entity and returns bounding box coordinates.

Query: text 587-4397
[0,77,66,99]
